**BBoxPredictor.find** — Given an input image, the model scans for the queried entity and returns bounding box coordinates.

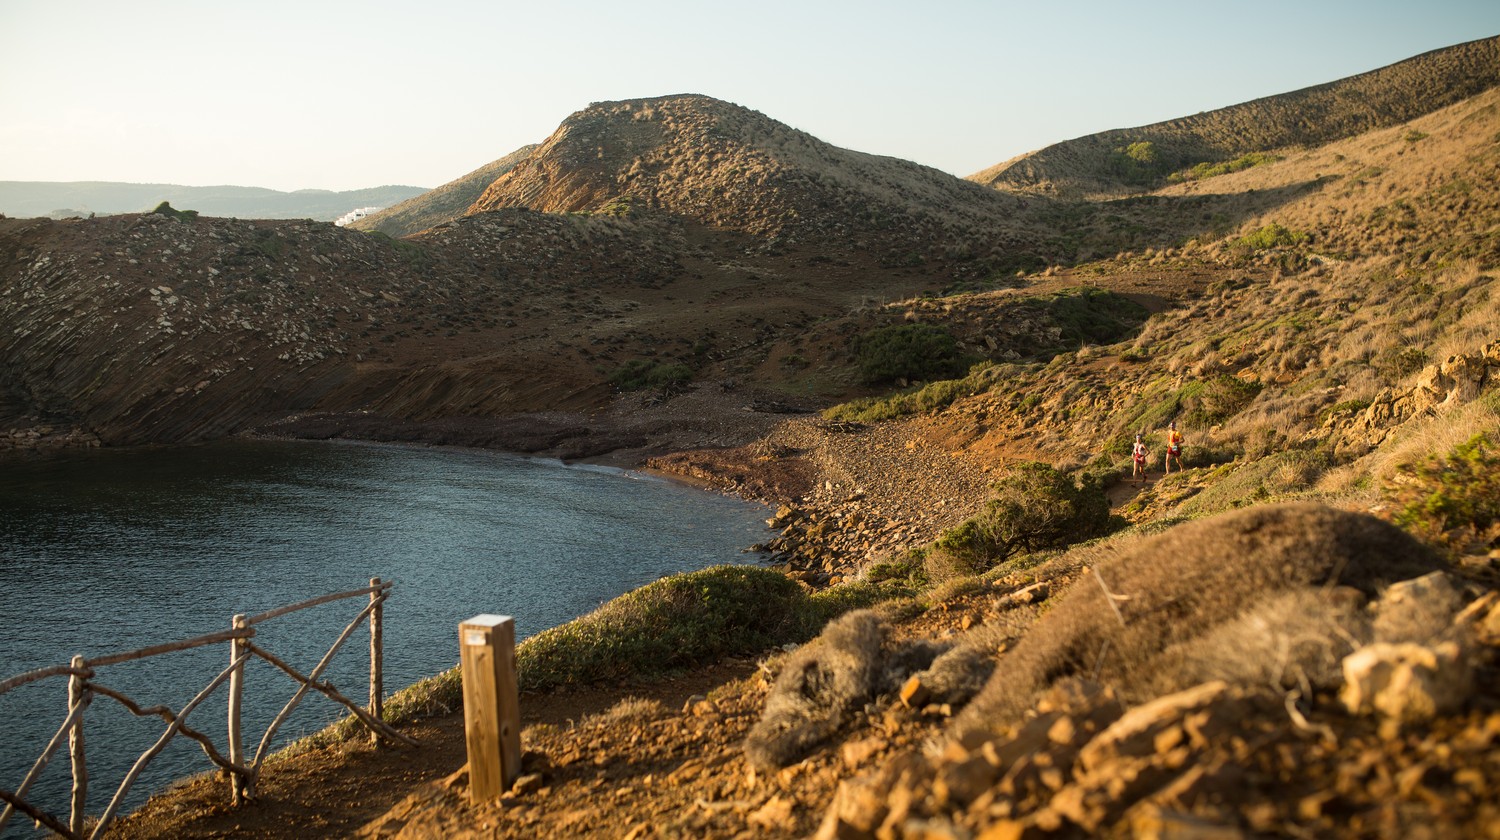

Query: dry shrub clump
[744,610,992,768]
[951,502,1440,740]
[1140,588,1369,698]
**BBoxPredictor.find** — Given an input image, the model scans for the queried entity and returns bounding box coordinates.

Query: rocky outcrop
[813,572,1499,839]
[1337,341,1500,453]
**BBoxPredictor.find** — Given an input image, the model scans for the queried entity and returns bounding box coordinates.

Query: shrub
[1177,375,1262,428]
[151,201,198,221]
[1031,288,1150,349]
[1176,449,1333,517]
[929,463,1113,578]
[1236,222,1308,251]
[517,565,804,691]
[823,376,981,423]
[298,566,901,749]
[1167,152,1280,183]
[608,360,693,392]
[851,323,971,386]
[1108,141,1172,185]
[1385,432,1500,555]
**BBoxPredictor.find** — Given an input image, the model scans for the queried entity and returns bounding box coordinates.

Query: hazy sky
[2,1,1498,192]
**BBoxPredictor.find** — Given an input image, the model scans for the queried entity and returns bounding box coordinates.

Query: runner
[1131,433,1149,484]
[1164,420,1185,474]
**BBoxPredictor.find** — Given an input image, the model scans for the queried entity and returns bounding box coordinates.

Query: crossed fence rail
[0,577,414,839]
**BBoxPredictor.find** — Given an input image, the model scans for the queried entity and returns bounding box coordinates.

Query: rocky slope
[469,94,1041,272]
[348,146,538,238]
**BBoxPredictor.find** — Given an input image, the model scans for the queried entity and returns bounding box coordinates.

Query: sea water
[0,439,770,834]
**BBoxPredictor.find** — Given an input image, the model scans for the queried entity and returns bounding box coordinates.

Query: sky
[2,0,1498,193]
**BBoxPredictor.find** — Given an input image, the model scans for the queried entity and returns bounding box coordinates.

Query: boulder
[1340,641,1474,729]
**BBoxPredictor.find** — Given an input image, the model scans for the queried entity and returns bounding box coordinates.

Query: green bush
[1108,141,1172,185]
[1236,223,1307,251]
[1177,375,1262,428]
[851,323,971,386]
[1176,449,1332,518]
[151,201,198,221]
[1386,432,1500,555]
[929,463,1113,578]
[516,565,810,690]
[823,375,984,423]
[1167,152,1280,183]
[297,565,901,747]
[608,360,693,392]
[1031,288,1150,349]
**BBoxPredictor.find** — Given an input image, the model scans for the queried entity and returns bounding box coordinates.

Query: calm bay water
[0,439,770,833]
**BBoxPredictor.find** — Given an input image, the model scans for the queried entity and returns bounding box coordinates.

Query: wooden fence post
[369,577,384,745]
[459,615,520,804]
[68,655,89,837]
[227,614,248,805]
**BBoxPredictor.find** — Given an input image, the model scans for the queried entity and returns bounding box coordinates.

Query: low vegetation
[1384,431,1500,556]
[151,201,198,221]
[607,359,693,392]
[925,463,1113,581]
[850,323,971,386]
[515,565,881,691]
[1168,151,1280,183]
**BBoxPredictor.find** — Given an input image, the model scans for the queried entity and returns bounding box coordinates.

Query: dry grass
[973,35,1500,197]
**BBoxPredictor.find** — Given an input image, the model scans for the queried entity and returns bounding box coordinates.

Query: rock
[1373,571,1463,643]
[900,675,930,708]
[1127,803,1245,840]
[511,773,545,795]
[1079,682,1230,771]
[840,736,886,768]
[1340,641,1474,729]
[747,794,796,831]
[815,777,886,839]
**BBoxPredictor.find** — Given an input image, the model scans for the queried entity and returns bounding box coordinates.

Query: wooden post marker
[369,577,384,745]
[67,655,89,837]
[227,614,248,804]
[459,614,521,804]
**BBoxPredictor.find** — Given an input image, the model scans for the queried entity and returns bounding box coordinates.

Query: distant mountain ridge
[970,34,1500,198]
[0,181,429,221]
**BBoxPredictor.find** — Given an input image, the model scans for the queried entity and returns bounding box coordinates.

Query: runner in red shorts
[1131,433,1149,483]
[1164,420,1185,474]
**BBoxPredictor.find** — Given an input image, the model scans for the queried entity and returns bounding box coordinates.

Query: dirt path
[107,662,757,839]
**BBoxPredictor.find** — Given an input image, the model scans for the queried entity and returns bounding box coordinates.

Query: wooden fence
[0,578,415,839]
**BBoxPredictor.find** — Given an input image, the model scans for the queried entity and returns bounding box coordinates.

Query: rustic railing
[0,577,414,839]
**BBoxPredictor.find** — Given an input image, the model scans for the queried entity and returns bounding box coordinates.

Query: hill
[348,146,538,238]
[467,94,1040,272]
[969,34,1500,198]
[0,181,429,221]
